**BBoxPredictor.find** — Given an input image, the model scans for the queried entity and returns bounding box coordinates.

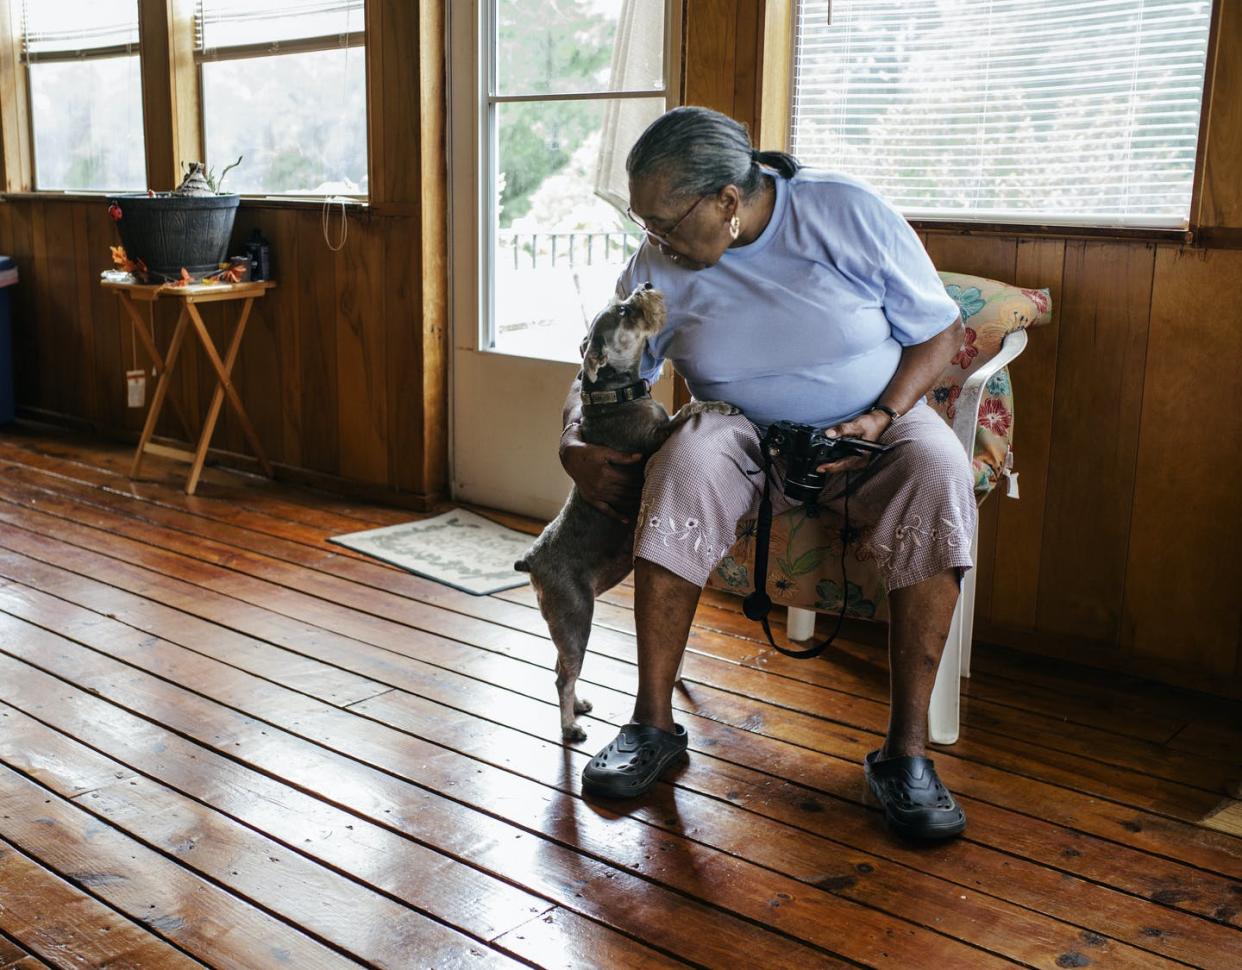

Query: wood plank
[0,625,1005,968]
[990,237,1065,629]
[0,477,1237,858]
[1197,0,1242,229]
[0,703,691,970]
[266,209,304,467]
[386,209,423,493]
[70,206,98,431]
[416,0,449,501]
[0,765,364,969]
[756,0,794,153]
[28,202,50,414]
[0,620,1132,968]
[298,210,341,475]
[136,0,202,191]
[334,208,388,485]
[0,0,32,193]
[1124,246,1242,676]
[0,720,532,967]
[0,653,847,968]
[490,907,690,970]
[0,592,1234,965]
[0,429,398,534]
[225,214,282,466]
[43,205,81,420]
[0,529,1239,952]
[0,835,197,969]
[1036,241,1154,644]
[683,0,738,114]
[730,0,762,133]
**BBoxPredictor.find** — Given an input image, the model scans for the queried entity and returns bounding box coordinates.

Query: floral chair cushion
[930,274,1051,495]
[707,272,1052,619]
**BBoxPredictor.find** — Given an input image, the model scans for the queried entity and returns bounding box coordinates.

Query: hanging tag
[1005,470,1020,499]
[126,369,146,408]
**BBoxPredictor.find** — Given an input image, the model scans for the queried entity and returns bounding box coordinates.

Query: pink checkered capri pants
[633,401,977,591]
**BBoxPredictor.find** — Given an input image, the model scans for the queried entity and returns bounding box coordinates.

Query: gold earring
[729,215,741,240]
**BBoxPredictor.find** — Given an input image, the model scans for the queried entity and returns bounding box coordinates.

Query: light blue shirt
[616,169,960,429]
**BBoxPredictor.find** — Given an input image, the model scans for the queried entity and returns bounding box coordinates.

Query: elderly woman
[558,106,972,841]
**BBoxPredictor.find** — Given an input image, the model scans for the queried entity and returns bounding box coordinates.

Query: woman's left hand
[816,410,892,475]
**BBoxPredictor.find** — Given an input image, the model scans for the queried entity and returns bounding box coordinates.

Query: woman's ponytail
[752,149,802,179]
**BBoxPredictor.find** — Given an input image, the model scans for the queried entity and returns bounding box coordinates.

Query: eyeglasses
[625,194,708,247]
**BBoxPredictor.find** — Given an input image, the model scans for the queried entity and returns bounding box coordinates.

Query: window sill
[0,192,430,219]
[911,219,1194,246]
[0,191,371,210]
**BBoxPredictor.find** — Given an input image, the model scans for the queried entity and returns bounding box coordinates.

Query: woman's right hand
[559,424,645,523]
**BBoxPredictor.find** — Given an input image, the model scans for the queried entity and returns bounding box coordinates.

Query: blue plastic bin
[0,256,15,426]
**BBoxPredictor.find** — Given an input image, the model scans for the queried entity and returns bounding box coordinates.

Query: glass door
[449,0,679,520]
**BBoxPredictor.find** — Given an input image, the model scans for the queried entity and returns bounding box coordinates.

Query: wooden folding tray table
[102,279,276,495]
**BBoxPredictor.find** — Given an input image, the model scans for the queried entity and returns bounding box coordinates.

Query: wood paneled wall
[0,0,447,506]
[684,0,1242,697]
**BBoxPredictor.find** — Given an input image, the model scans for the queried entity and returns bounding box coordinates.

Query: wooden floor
[0,426,1239,969]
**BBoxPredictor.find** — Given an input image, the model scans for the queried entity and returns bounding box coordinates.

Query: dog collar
[581,379,651,407]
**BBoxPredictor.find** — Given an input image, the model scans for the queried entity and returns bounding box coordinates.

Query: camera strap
[741,448,851,660]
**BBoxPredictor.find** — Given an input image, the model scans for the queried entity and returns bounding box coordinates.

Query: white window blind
[22,0,139,59]
[197,0,363,51]
[791,0,1213,228]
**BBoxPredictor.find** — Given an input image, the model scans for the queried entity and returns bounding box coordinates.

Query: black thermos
[245,229,273,281]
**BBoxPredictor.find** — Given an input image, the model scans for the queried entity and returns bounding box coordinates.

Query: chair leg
[926,520,980,745]
[928,595,964,745]
[959,526,980,679]
[786,606,816,641]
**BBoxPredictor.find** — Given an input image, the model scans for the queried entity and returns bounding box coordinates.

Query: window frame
[19,0,147,192]
[775,0,1226,244]
[193,1,369,201]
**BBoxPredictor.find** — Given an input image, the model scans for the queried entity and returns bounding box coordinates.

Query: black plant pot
[107,193,241,280]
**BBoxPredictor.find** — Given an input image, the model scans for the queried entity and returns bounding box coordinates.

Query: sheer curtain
[594,0,667,213]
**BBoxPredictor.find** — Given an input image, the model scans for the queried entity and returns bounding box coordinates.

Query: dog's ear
[578,334,590,358]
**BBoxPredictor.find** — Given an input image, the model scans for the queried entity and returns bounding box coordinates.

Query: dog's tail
[513,558,530,573]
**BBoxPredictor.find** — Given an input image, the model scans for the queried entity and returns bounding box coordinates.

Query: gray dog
[515,283,738,741]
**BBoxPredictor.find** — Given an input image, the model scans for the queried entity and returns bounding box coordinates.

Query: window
[791,0,1214,229]
[22,0,146,191]
[195,0,367,196]
[485,0,674,360]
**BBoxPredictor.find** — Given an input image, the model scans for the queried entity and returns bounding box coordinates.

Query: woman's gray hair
[626,106,801,201]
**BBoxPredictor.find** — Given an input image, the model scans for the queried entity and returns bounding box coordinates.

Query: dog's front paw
[562,722,588,742]
[700,400,741,416]
[574,697,593,714]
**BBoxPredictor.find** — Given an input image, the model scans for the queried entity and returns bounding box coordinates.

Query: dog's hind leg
[531,577,595,742]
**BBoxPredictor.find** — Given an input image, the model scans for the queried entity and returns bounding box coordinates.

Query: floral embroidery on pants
[636,499,724,563]
[864,512,970,580]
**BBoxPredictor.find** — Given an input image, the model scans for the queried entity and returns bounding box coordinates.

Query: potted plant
[107,158,243,282]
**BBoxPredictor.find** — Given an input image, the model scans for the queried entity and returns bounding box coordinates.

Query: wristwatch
[866,403,901,423]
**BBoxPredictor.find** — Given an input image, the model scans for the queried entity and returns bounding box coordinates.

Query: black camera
[761,420,892,504]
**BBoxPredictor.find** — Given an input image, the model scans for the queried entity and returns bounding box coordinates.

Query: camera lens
[783,474,824,504]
